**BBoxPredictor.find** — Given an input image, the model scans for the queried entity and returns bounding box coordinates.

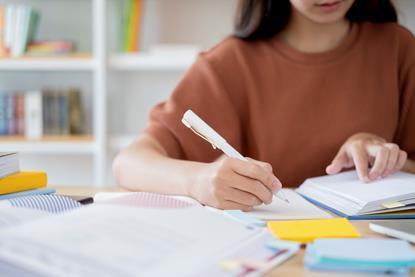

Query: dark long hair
[235,0,398,40]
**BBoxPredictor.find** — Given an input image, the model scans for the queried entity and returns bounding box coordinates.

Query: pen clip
[187,125,218,150]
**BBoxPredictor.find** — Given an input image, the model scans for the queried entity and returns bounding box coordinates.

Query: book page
[0,205,265,276]
[0,205,50,228]
[304,171,415,204]
[246,189,332,220]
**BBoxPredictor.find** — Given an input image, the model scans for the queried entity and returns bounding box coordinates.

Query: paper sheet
[246,189,332,220]
[0,205,50,228]
[0,205,276,276]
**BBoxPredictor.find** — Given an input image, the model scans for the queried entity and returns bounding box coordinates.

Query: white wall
[397,0,415,32]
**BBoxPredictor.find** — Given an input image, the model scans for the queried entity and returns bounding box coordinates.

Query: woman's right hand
[190,156,282,211]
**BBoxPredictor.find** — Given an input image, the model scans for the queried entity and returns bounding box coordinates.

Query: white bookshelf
[0,0,234,186]
[109,52,197,71]
[0,56,96,71]
[0,136,95,154]
[0,0,107,185]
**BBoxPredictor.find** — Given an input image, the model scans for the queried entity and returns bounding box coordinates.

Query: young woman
[113,0,415,211]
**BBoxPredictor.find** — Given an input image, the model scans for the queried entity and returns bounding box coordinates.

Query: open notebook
[95,190,332,221]
[0,199,299,276]
[296,171,415,219]
[245,189,331,220]
[0,194,81,213]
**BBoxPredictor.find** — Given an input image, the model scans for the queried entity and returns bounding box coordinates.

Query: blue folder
[301,195,415,220]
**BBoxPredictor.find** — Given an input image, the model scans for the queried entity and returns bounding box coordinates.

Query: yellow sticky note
[267,218,360,243]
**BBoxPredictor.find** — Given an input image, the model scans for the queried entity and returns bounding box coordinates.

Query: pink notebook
[95,192,195,209]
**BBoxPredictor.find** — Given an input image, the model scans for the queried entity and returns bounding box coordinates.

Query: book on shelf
[122,0,144,53]
[0,4,40,57]
[0,88,84,138]
[0,4,75,57]
[26,41,75,56]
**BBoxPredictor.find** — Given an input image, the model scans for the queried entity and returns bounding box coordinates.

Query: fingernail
[369,173,377,180]
[363,176,371,183]
[272,178,281,192]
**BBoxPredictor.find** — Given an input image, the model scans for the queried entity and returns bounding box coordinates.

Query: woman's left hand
[326,132,407,182]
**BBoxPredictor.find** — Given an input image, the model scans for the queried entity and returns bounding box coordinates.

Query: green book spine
[27,9,39,45]
[122,0,133,52]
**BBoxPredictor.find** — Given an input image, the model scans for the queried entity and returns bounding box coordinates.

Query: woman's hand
[326,133,407,182]
[191,156,282,211]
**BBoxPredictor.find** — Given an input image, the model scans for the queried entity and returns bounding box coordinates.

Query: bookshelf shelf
[109,52,197,71]
[0,135,95,154]
[0,55,95,71]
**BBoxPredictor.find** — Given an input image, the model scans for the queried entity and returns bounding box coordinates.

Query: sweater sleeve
[144,54,243,162]
[394,27,415,160]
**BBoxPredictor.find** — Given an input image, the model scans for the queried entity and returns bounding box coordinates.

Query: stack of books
[0,4,40,57]
[26,41,75,56]
[121,0,144,52]
[0,88,84,138]
[305,238,415,275]
[0,152,19,178]
[0,152,51,200]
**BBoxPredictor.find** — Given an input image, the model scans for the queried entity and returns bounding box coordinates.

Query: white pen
[182,109,289,204]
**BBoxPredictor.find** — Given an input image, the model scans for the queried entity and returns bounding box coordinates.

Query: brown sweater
[145,21,415,187]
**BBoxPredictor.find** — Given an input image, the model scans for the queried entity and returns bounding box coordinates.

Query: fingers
[383,143,399,176]
[369,146,388,180]
[246,158,273,173]
[349,143,370,183]
[224,187,263,206]
[395,151,408,173]
[325,133,408,182]
[209,157,280,210]
[230,158,281,192]
[368,143,406,180]
[220,200,254,212]
[248,158,283,192]
[228,174,273,204]
[326,149,350,175]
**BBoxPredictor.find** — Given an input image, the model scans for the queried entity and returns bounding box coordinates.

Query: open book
[0,194,299,276]
[296,171,415,219]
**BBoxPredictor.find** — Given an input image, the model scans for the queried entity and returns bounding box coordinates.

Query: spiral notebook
[94,192,199,208]
[0,194,82,213]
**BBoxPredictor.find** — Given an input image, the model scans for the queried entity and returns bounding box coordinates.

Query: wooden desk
[55,186,415,277]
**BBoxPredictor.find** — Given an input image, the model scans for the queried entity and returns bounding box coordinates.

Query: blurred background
[0,0,413,187]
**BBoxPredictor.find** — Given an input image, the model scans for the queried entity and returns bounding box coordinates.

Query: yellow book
[267,218,360,243]
[127,0,143,52]
[0,171,47,195]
